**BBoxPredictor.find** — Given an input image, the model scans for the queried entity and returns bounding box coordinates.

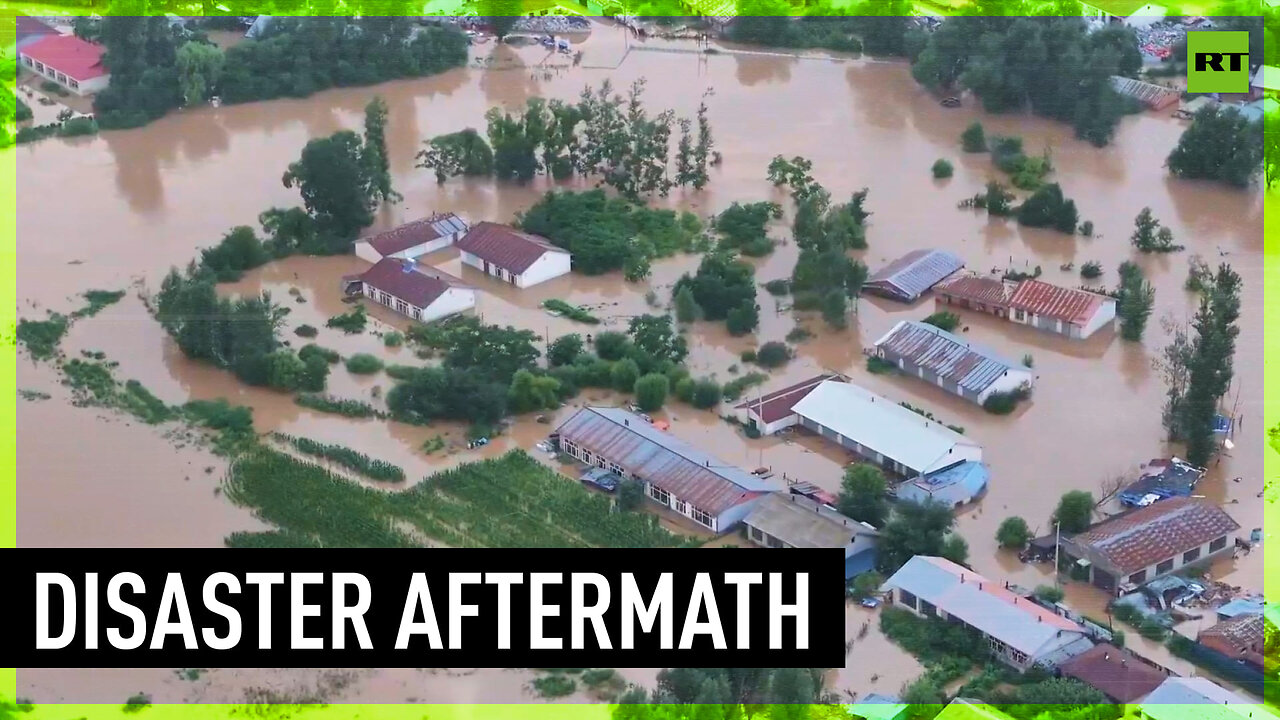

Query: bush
[123,694,152,713]
[1079,220,1095,237]
[543,299,600,324]
[1034,585,1064,604]
[298,344,341,364]
[327,305,367,334]
[722,372,768,402]
[982,384,1031,415]
[16,314,69,360]
[548,334,585,367]
[691,379,722,409]
[294,324,318,338]
[611,358,640,393]
[345,353,384,375]
[633,373,669,412]
[754,341,791,369]
[740,349,757,363]
[961,121,987,152]
[383,331,404,347]
[785,326,812,343]
[1138,617,1168,641]
[674,376,696,403]
[58,116,98,137]
[922,311,960,332]
[996,516,1030,549]
[866,356,896,374]
[531,674,576,698]
[617,479,644,511]
[594,331,629,361]
[931,158,954,178]
[1080,260,1103,279]
[763,279,790,296]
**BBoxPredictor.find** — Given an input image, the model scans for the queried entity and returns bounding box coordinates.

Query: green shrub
[274,432,405,482]
[295,324,318,338]
[785,326,812,343]
[16,314,69,360]
[740,349,757,363]
[866,356,897,374]
[58,116,98,137]
[74,289,127,319]
[922,311,960,332]
[122,694,152,713]
[1080,260,1103,279]
[298,344,341,364]
[345,353,384,375]
[691,379,722,409]
[543,299,600,324]
[1033,585,1064,604]
[383,331,404,347]
[531,674,577,698]
[326,305,367,334]
[983,384,1031,415]
[764,279,790,296]
[754,341,791,368]
[296,394,382,418]
[961,121,987,152]
[722,372,768,402]
[931,158,954,178]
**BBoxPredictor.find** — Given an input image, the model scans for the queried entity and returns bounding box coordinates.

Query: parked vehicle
[581,467,621,492]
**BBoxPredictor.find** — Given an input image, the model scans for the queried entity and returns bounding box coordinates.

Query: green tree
[617,479,645,511]
[674,285,701,323]
[961,121,987,152]
[876,499,957,574]
[363,97,399,203]
[1016,183,1078,233]
[628,315,688,367]
[837,464,888,527]
[1167,105,1265,188]
[725,301,760,337]
[634,373,670,412]
[282,131,375,247]
[611,358,641,393]
[175,41,224,107]
[1052,490,1094,534]
[266,350,307,391]
[416,129,495,183]
[594,331,630,361]
[674,252,757,324]
[996,516,1031,549]
[940,533,969,566]
[1117,266,1155,342]
[691,379,722,410]
[508,369,561,413]
[548,334,585,367]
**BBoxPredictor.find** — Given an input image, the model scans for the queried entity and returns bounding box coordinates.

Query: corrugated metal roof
[1140,677,1263,719]
[790,380,982,475]
[362,213,468,257]
[873,320,1026,395]
[734,373,841,424]
[1199,614,1263,653]
[882,557,1086,657]
[1064,497,1240,575]
[743,493,874,549]
[1007,280,1108,327]
[897,461,988,507]
[934,274,1013,307]
[555,407,774,517]
[865,249,965,302]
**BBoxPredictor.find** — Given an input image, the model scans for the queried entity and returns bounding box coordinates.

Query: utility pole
[1054,520,1062,590]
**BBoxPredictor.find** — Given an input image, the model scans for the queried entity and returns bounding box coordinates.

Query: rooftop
[20,34,108,82]
[555,407,774,516]
[1118,457,1207,506]
[874,320,1028,396]
[360,213,468,257]
[16,16,59,41]
[1058,643,1169,703]
[1199,613,1264,655]
[882,557,1086,657]
[1252,65,1279,92]
[866,249,965,302]
[356,258,471,310]
[743,492,876,550]
[791,380,981,475]
[1007,280,1110,326]
[1064,497,1240,575]
[934,273,1013,306]
[734,373,842,424]
[1140,677,1274,720]
[897,461,989,505]
[455,222,568,275]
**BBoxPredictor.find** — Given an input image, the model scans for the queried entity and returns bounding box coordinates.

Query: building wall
[1073,533,1235,594]
[736,407,799,436]
[936,293,1007,319]
[797,414,983,477]
[354,242,382,264]
[1078,300,1118,339]
[19,53,108,96]
[361,283,475,323]
[516,251,572,289]
[880,351,1030,406]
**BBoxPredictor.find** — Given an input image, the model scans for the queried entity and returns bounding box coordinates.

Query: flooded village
[11,9,1276,715]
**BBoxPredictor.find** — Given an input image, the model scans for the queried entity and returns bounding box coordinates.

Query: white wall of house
[361,283,475,323]
[735,407,800,436]
[354,232,464,265]
[354,242,382,264]
[1010,303,1116,341]
[1078,300,1117,339]
[19,54,108,96]
[516,251,572,288]
[975,368,1036,404]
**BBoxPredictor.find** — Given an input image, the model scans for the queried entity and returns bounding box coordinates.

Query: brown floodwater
[15,20,1268,702]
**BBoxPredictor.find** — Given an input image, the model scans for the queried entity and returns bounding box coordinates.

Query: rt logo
[1187,31,1250,93]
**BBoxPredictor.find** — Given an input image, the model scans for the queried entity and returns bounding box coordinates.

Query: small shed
[896,460,989,509]
[864,249,965,303]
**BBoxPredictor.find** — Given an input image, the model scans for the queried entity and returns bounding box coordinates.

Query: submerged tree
[362,97,400,203]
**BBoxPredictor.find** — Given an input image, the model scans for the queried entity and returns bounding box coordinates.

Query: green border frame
[1,2,1275,717]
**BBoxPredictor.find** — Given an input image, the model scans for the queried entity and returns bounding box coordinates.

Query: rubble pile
[515,15,591,33]
[1134,22,1189,60]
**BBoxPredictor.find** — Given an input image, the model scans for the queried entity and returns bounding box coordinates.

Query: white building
[19,34,111,96]
[882,556,1094,671]
[454,222,572,289]
[873,321,1035,406]
[342,258,475,324]
[1007,280,1116,340]
[742,492,880,579]
[354,213,470,265]
[1081,0,1166,26]
[737,375,983,478]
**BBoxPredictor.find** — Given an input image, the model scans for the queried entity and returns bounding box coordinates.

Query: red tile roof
[1064,497,1240,575]
[934,274,1013,307]
[358,258,470,310]
[361,213,468,258]
[455,222,567,275]
[1059,644,1170,703]
[17,16,59,41]
[734,373,842,424]
[1198,614,1264,658]
[21,34,108,82]
[1007,280,1108,327]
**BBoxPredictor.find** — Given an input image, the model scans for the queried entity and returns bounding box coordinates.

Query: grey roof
[873,320,1028,395]
[1140,677,1267,720]
[882,556,1087,658]
[743,493,876,549]
[865,249,965,302]
[555,407,775,516]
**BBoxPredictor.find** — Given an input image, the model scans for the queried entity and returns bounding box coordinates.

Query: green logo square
[1187,31,1251,93]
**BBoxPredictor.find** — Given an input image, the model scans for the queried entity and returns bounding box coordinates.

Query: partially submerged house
[934,274,1014,318]
[1058,497,1241,595]
[18,34,110,96]
[864,249,965,303]
[1007,279,1116,340]
[873,320,1034,405]
[736,375,984,478]
[1117,457,1207,507]
[455,222,572,289]
[881,556,1094,671]
[354,213,469,264]
[1139,677,1276,720]
[741,493,879,579]
[1057,643,1171,704]
[895,461,988,509]
[554,407,774,532]
[1197,613,1266,672]
[1111,76,1180,110]
[342,257,476,323]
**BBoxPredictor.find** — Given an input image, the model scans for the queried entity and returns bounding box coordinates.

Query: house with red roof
[19,33,111,96]
[341,258,475,324]
[1007,279,1116,340]
[353,213,470,265]
[455,222,572,289]
[16,16,60,51]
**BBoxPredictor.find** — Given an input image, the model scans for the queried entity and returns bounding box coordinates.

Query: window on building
[1210,536,1228,552]
[750,526,764,543]
[395,300,408,315]
[1015,309,1026,321]
[23,57,33,67]
[673,500,687,515]
[1183,547,1201,564]
[56,72,66,83]
[69,79,79,89]
[35,61,45,73]
[1010,649,1028,665]
[766,534,785,548]
[649,485,670,505]
[920,601,937,617]
[989,638,1007,656]
[581,450,593,463]
[1129,570,1147,585]
[608,462,624,476]
[897,590,918,610]
[412,309,421,320]
[691,507,713,528]
[1156,558,1174,575]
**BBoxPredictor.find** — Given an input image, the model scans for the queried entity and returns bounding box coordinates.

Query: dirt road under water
[15,21,1268,703]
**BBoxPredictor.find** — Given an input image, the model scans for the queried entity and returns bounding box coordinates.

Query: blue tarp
[897,461,989,508]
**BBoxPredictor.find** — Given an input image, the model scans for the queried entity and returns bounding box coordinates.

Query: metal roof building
[864,249,965,303]
[1140,677,1275,720]
[881,556,1093,671]
[873,320,1034,405]
[896,460,989,509]
[555,407,774,533]
[1007,280,1116,340]
[742,493,879,579]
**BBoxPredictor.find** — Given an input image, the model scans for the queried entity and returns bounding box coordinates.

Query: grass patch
[295,394,385,419]
[61,358,175,424]
[326,305,368,334]
[785,326,812,343]
[18,389,52,401]
[223,449,692,549]
[72,289,127,319]
[383,331,404,347]
[182,399,257,455]
[922,311,960,332]
[421,435,446,454]
[17,313,69,360]
[542,299,600,325]
[273,432,405,483]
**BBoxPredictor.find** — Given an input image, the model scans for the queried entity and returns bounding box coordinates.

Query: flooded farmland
[15,19,1268,703]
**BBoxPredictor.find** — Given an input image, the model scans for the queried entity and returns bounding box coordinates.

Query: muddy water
[16,21,1266,701]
